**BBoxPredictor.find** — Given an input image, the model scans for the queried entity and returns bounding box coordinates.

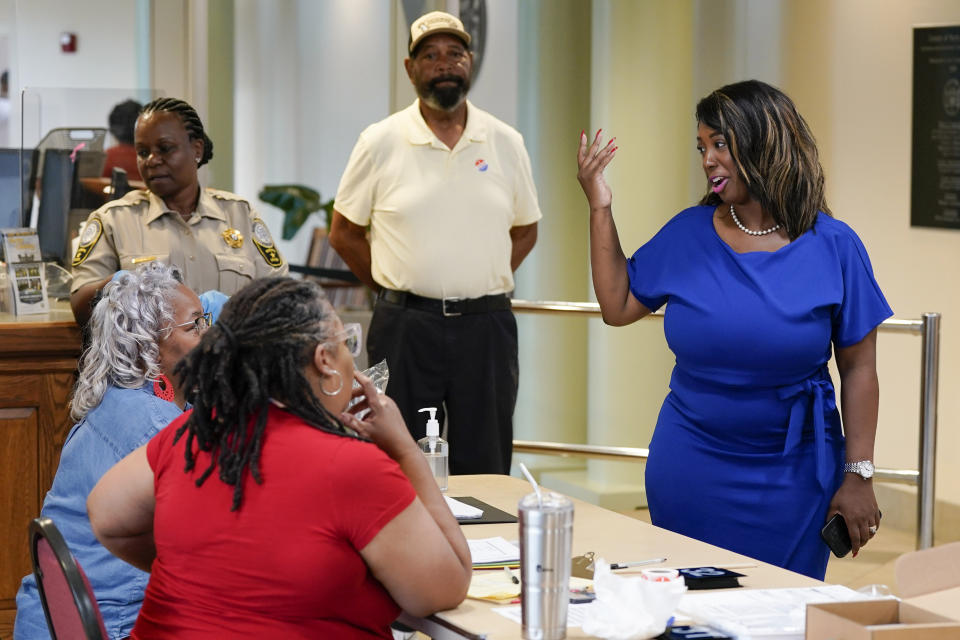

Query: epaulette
[206,188,250,205]
[98,189,149,213]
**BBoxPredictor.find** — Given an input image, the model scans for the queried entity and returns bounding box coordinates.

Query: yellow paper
[466,572,594,603]
[467,570,520,601]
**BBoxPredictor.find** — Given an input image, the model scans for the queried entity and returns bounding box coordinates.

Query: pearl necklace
[729,204,781,236]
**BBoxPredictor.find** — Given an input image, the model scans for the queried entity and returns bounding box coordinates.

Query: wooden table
[400,475,821,639]
[0,303,81,638]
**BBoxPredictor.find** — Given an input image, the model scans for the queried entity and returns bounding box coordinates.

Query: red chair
[29,516,108,640]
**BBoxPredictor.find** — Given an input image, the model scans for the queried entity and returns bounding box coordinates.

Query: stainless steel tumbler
[519,491,574,640]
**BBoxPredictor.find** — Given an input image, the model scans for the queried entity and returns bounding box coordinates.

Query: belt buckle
[442,297,463,317]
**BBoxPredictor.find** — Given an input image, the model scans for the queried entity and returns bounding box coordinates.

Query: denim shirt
[14,383,183,640]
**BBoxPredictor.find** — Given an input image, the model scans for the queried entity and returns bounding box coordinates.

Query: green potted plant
[258,184,334,241]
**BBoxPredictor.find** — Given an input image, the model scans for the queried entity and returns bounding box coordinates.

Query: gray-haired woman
[15,261,208,640]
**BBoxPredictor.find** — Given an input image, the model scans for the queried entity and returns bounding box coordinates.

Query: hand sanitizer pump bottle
[417,407,448,492]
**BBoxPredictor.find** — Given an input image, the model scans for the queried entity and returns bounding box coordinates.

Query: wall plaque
[912,25,960,229]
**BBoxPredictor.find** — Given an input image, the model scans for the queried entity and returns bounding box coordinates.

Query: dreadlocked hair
[172,277,352,511]
[140,96,215,167]
[696,80,830,240]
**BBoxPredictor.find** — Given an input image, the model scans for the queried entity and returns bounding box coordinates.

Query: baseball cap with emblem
[409,11,471,54]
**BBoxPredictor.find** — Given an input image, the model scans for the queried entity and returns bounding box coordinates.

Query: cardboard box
[806,599,960,639]
[894,540,960,620]
[806,541,960,639]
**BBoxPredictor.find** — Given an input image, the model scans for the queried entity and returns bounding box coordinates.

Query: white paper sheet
[493,602,596,628]
[445,495,483,519]
[468,537,521,565]
[678,585,866,639]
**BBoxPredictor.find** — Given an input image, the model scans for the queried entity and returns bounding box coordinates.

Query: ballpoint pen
[503,566,520,584]
[609,557,667,570]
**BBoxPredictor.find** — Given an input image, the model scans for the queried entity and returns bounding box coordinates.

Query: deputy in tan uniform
[70,97,287,324]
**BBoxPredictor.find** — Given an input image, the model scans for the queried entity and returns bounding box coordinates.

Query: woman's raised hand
[340,372,418,461]
[577,129,617,211]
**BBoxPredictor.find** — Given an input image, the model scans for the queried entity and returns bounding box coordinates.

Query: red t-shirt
[133,406,416,639]
[101,144,141,180]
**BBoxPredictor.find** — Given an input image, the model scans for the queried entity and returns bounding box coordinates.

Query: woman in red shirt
[88,277,471,639]
[102,99,142,180]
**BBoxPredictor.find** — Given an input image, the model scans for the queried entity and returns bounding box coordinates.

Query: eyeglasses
[166,312,213,336]
[323,322,362,358]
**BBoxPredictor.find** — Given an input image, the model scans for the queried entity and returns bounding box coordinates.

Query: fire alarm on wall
[60,32,77,53]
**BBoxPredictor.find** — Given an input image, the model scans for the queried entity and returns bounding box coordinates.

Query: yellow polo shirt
[334,100,542,299]
[70,188,287,295]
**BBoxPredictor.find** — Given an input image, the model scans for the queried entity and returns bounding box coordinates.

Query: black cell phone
[820,513,852,558]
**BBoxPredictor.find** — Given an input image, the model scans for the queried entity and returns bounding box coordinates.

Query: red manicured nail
[611,146,618,153]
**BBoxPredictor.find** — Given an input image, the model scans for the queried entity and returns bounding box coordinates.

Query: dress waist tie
[777,370,837,490]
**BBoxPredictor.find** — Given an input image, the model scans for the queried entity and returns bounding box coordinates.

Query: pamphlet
[468,537,521,568]
[0,227,49,315]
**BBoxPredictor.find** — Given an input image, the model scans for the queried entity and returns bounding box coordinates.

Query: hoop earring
[320,370,343,396]
[153,374,175,402]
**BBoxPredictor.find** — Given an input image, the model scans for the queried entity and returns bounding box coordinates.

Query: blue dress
[628,206,892,579]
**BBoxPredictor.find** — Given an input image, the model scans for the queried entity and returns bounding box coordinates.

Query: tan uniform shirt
[71,188,287,295]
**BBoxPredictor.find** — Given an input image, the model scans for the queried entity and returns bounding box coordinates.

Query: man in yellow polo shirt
[330,10,541,475]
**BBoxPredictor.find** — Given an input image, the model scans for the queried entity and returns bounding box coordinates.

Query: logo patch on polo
[251,218,284,268]
[72,218,103,267]
[475,158,488,172]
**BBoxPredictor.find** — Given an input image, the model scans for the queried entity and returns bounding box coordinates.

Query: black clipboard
[451,496,518,525]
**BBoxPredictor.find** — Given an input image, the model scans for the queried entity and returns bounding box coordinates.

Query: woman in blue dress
[576,80,891,580]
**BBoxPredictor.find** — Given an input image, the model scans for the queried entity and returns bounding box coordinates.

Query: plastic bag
[580,558,686,640]
[347,359,389,420]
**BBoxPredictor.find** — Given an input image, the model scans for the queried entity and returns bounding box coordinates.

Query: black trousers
[366,297,518,475]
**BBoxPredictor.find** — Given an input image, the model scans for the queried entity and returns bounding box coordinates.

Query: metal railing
[511,299,941,550]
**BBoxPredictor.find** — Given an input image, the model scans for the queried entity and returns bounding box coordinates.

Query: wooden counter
[0,304,81,638]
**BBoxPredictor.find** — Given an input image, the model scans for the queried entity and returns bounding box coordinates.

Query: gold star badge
[222,228,244,248]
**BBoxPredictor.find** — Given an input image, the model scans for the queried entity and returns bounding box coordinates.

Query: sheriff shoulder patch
[72,218,103,267]
[251,218,284,268]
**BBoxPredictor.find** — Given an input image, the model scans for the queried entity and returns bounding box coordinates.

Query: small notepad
[445,495,484,519]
